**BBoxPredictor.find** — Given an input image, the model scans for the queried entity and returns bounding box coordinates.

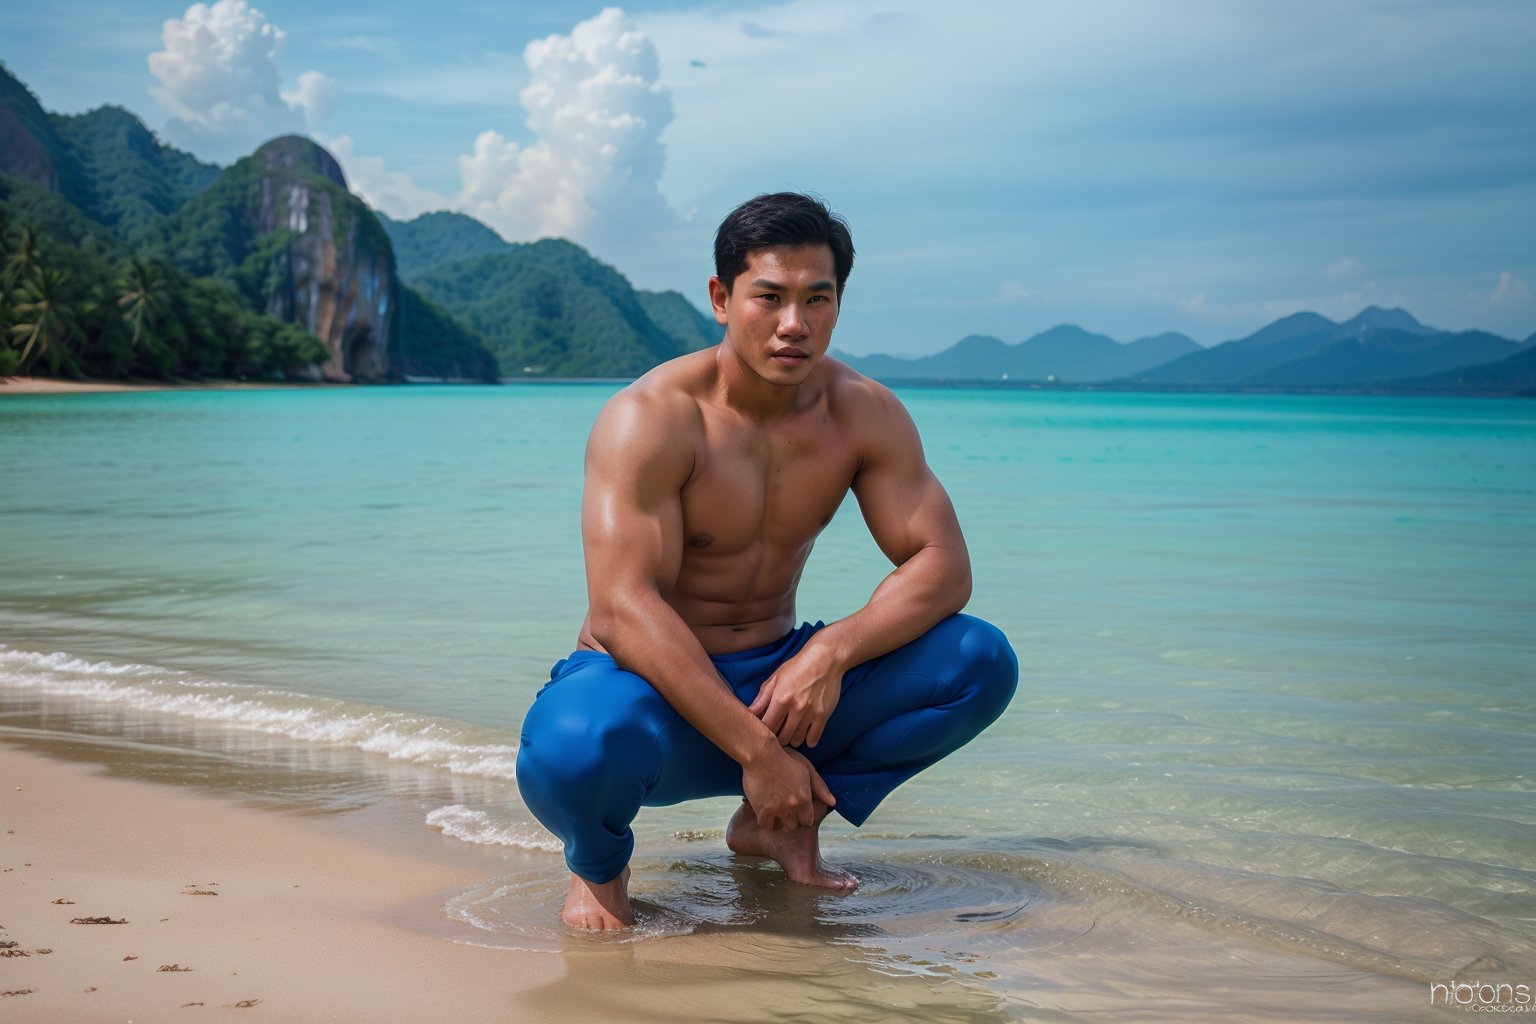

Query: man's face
[709,244,840,387]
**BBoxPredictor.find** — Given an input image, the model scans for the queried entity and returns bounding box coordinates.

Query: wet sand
[0,743,565,1020]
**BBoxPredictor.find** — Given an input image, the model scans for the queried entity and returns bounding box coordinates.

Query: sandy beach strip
[0,743,569,1021]
[1,376,173,395]
[0,376,343,395]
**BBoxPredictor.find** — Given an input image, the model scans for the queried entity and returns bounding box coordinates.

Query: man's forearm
[809,543,971,673]
[588,593,778,767]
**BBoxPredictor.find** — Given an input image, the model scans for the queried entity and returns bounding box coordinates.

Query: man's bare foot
[563,867,634,930]
[725,800,858,891]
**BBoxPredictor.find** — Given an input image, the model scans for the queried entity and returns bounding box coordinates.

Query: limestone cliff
[250,137,397,381]
[162,135,400,381]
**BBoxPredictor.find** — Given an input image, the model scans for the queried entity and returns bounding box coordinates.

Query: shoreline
[0,742,571,1020]
[0,376,355,395]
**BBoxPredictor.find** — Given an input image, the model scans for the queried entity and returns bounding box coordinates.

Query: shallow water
[2,385,1533,1020]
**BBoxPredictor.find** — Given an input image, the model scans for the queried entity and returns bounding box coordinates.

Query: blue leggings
[516,614,1018,883]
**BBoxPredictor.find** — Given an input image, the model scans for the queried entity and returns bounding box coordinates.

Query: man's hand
[741,744,836,829]
[748,640,845,748]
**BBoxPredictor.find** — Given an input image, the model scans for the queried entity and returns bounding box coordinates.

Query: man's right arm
[580,388,834,828]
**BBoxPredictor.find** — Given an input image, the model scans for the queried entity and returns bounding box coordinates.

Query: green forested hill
[1,65,218,241]
[0,60,78,197]
[0,62,502,382]
[411,239,688,377]
[397,284,501,381]
[382,210,719,368]
[54,105,221,241]
[0,171,329,379]
[638,289,721,352]
[0,168,119,254]
[1,63,332,379]
[7,65,700,386]
[380,210,512,279]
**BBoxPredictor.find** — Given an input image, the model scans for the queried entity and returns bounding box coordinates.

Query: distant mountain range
[839,326,1201,383]
[839,307,1535,395]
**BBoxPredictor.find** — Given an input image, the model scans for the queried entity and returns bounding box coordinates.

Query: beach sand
[1,376,170,394]
[0,743,570,1021]
[0,742,1016,1024]
[0,377,337,395]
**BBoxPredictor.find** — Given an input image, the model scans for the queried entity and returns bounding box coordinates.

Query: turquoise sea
[2,384,1533,1021]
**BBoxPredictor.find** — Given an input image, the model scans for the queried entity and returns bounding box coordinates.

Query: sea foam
[425,804,561,852]
[0,646,520,780]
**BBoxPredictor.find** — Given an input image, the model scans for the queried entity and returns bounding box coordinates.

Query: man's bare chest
[679,423,858,555]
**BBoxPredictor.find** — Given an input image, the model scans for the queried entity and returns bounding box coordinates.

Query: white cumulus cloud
[455,7,680,267]
[323,134,450,220]
[149,0,335,160]
[282,69,337,129]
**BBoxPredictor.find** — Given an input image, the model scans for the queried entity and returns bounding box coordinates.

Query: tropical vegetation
[0,176,327,379]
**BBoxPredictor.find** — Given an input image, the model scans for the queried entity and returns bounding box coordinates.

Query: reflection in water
[439,853,1032,1023]
[432,845,1439,1023]
[439,854,1048,957]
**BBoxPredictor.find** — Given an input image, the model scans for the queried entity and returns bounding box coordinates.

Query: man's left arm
[750,381,972,747]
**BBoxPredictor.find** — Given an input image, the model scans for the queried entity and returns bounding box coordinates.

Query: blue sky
[4,1,1533,355]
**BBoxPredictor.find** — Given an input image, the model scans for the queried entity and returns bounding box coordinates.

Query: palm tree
[0,209,13,289]
[10,265,80,373]
[3,227,41,292]
[117,258,166,349]
[0,212,14,311]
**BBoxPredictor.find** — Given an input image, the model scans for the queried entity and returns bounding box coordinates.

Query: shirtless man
[516,192,1017,930]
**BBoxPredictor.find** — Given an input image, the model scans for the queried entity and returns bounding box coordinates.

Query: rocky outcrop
[162,135,400,381]
[247,137,397,381]
[0,64,65,193]
[257,134,348,187]
[0,105,59,192]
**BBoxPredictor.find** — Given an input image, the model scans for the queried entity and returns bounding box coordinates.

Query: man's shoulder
[820,355,907,421]
[629,349,715,402]
[817,357,927,466]
[592,352,710,441]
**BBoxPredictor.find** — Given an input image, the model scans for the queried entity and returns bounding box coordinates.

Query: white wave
[0,645,519,781]
[0,648,156,677]
[426,804,561,852]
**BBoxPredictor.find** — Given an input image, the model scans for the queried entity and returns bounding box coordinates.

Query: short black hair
[713,192,855,297]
